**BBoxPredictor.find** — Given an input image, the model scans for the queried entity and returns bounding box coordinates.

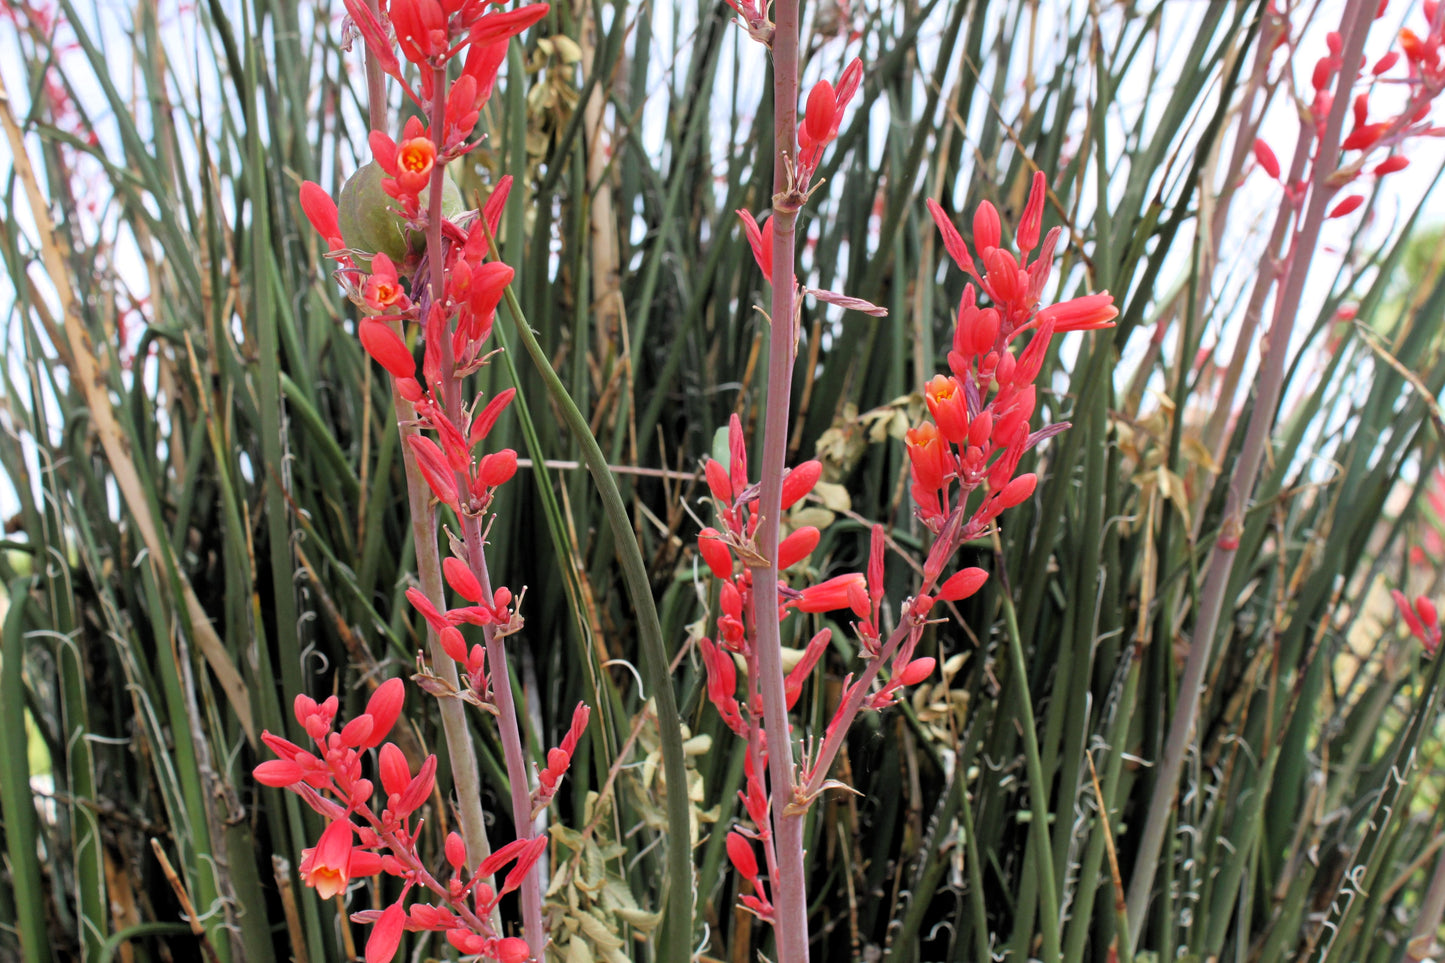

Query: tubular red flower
[794,573,868,615]
[906,422,953,494]
[924,374,969,445]
[1034,293,1118,334]
[390,0,447,65]
[468,4,551,46]
[304,819,355,899]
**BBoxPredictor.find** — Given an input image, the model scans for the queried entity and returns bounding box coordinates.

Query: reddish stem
[753,1,808,959]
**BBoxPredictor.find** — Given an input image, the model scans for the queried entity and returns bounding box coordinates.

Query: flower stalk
[753,0,809,957]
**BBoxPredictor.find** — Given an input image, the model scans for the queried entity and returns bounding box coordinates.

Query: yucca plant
[3,0,1445,961]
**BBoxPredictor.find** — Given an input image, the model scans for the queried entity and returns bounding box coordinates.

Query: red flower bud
[478,449,519,487]
[340,714,376,748]
[698,528,734,580]
[439,626,468,662]
[1417,596,1438,627]
[1016,171,1047,254]
[469,389,516,445]
[494,937,531,963]
[443,556,486,603]
[1374,155,1409,175]
[1253,139,1281,180]
[727,831,759,879]
[781,460,823,510]
[365,902,406,963]
[363,678,406,747]
[997,473,1038,509]
[802,79,837,145]
[378,743,412,799]
[1327,195,1365,219]
[254,759,306,787]
[397,755,436,816]
[445,832,467,870]
[927,198,976,276]
[896,657,936,687]
[359,319,415,379]
[299,181,342,248]
[939,567,989,601]
[973,200,1001,253]
[778,526,820,569]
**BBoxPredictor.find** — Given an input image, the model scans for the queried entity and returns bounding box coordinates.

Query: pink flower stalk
[274,2,567,959]
[700,136,1116,956]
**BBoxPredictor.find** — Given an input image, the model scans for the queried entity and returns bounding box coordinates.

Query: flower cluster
[254,683,549,963]
[917,171,1116,533]
[705,170,1116,928]
[1392,590,1441,656]
[1252,5,1445,219]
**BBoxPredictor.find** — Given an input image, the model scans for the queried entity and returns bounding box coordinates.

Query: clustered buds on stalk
[267,1,578,960]
[1392,589,1441,656]
[1251,2,1445,220]
[254,683,545,963]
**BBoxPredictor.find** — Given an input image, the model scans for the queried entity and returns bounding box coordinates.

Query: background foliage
[3,0,1445,961]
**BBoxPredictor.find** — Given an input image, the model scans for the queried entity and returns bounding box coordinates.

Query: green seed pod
[337,161,465,271]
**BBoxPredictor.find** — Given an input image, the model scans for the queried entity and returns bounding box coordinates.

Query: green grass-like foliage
[2,0,1444,961]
